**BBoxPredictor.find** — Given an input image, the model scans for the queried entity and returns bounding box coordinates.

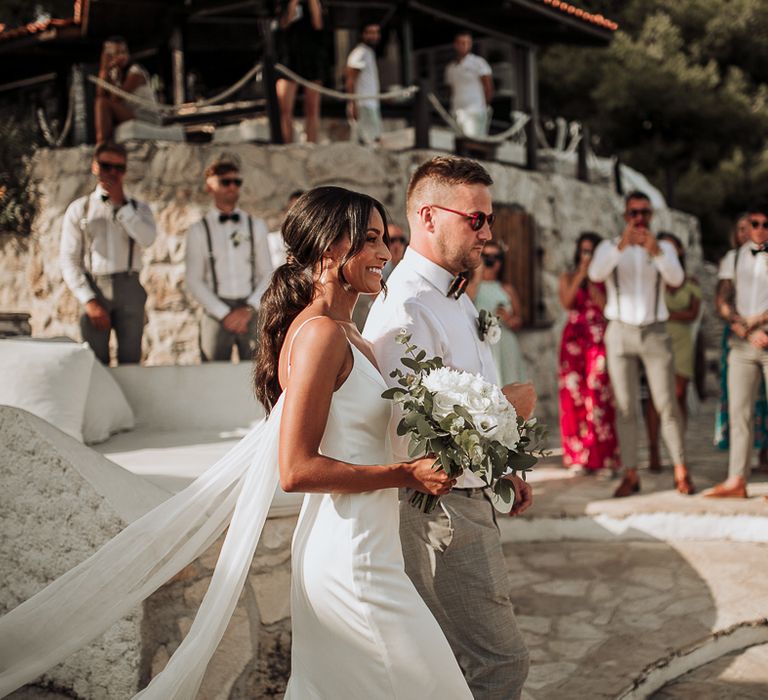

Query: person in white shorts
[444,31,494,138]
[345,23,382,145]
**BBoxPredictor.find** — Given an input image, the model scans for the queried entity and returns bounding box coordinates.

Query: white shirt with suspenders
[184,208,273,320]
[588,237,683,325]
[718,242,768,322]
[59,186,157,304]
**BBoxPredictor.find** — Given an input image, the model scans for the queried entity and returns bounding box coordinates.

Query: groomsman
[60,142,156,364]
[185,159,273,362]
[588,191,694,497]
[706,205,768,498]
[365,156,534,699]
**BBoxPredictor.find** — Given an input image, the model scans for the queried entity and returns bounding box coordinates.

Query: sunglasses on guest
[431,204,495,231]
[98,161,126,173]
[219,177,243,187]
[751,219,768,230]
[482,253,503,266]
[628,208,652,218]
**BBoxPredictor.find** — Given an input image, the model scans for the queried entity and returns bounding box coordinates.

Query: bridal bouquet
[382,331,546,514]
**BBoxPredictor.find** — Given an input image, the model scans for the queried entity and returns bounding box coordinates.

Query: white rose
[486,322,502,345]
[474,414,498,435]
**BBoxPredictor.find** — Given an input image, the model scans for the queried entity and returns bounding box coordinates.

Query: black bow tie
[219,212,240,223]
[751,245,767,256]
[447,271,470,300]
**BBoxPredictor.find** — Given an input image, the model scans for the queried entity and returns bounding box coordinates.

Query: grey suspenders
[79,194,137,274]
[612,260,662,323]
[200,214,256,298]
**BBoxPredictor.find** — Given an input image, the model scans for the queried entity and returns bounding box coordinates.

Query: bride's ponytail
[254,256,314,411]
[253,187,390,411]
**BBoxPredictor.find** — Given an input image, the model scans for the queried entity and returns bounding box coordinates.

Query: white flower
[486,321,502,345]
[478,311,502,344]
[422,367,520,449]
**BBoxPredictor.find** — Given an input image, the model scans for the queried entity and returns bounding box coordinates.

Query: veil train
[0,397,285,699]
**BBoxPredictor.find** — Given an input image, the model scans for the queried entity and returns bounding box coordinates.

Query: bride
[0,186,473,699]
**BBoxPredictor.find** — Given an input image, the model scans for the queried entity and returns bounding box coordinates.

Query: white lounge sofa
[93,362,303,517]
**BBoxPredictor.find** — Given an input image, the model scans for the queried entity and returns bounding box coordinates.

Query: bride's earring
[338,265,353,292]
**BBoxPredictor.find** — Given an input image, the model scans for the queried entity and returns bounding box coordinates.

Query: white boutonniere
[478,309,501,344]
[230,230,242,247]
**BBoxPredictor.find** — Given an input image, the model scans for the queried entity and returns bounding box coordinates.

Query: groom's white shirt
[364,247,498,488]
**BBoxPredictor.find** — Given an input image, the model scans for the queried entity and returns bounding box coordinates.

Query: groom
[364,156,534,698]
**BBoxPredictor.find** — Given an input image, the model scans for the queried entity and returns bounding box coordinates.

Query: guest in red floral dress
[558,233,620,474]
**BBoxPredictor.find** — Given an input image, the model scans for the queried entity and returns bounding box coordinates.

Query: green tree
[539,0,768,256]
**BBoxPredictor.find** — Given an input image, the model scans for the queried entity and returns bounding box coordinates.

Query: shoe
[613,473,640,498]
[570,465,587,476]
[703,482,747,499]
[674,474,696,495]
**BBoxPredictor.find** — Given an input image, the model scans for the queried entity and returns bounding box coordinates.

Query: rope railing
[87,61,264,116]
[274,62,419,102]
[426,93,530,145]
[37,82,75,147]
[88,75,177,114]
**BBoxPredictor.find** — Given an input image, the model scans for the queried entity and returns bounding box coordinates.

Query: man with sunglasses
[382,223,408,281]
[364,156,534,699]
[589,190,694,497]
[184,159,272,362]
[707,206,768,499]
[60,142,157,364]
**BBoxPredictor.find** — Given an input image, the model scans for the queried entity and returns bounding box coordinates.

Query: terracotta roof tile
[540,0,619,31]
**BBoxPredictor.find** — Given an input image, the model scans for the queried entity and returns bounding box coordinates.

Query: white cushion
[82,357,135,445]
[0,339,95,442]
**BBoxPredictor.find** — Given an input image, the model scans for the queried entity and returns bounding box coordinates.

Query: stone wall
[0,143,704,417]
[1,405,294,699]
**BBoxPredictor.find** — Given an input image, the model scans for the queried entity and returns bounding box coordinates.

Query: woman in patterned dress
[558,233,620,474]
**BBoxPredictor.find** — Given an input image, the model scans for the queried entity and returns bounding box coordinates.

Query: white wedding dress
[285,330,471,698]
[0,318,471,699]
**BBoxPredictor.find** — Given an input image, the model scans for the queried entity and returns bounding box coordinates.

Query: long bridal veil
[0,396,285,699]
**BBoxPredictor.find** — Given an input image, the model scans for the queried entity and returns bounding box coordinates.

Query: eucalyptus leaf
[490,479,515,514]
[506,452,538,470]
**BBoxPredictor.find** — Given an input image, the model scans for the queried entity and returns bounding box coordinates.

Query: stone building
[0,141,702,419]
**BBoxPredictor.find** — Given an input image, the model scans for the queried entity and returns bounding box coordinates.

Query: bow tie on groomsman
[750,244,768,256]
[446,271,470,300]
[219,212,241,223]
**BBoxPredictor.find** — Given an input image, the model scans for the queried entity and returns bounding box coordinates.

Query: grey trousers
[80,272,146,365]
[605,320,686,469]
[727,337,768,479]
[400,489,530,700]
[199,298,258,363]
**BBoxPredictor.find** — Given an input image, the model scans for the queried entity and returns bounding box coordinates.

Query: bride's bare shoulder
[280,314,349,374]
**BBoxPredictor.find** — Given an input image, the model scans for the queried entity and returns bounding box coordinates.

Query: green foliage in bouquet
[382,331,547,514]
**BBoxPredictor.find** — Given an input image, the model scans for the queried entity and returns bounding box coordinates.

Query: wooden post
[524,48,538,171]
[414,79,429,149]
[577,124,589,182]
[170,27,186,106]
[400,1,414,88]
[614,156,624,195]
[259,18,283,145]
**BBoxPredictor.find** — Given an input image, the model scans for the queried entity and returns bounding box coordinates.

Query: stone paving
[523,398,768,519]
[507,540,768,699]
[504,399,768,699]
[653,643,768,699]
